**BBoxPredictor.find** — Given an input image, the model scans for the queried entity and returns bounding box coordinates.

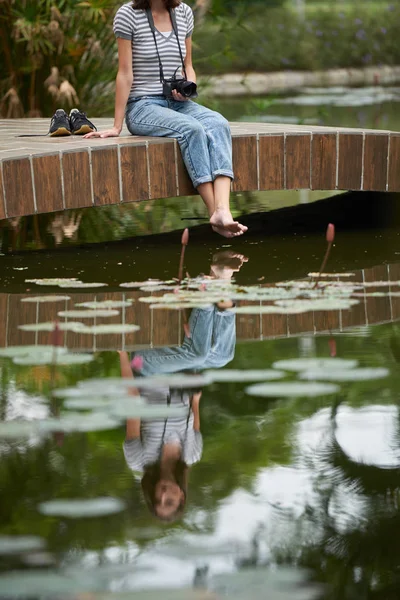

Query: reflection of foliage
[0,190,267,251]
[1,323,400,589]
[297,439,400,599]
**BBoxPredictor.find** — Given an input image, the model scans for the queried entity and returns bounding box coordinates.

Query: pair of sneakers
[49,108,97,137]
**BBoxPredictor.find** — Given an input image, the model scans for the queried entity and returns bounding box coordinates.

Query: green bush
[194,3,400,74]
[1,0,400,117]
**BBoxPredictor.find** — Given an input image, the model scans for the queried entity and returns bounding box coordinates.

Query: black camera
[163,76,198,100]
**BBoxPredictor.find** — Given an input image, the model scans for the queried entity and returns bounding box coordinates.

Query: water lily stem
[313,242,332,289]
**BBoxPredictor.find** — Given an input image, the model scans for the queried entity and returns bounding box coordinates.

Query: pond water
[1,214,400,599]
[1,87,400,598]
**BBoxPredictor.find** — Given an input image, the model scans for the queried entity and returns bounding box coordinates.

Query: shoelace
[71,111,97,131]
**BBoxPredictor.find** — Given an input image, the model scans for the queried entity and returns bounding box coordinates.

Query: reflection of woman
[119,252,246,521]
[119,303,234,521]
[119,351,202,521]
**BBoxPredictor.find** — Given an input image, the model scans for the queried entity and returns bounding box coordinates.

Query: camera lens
[178,81,198,98]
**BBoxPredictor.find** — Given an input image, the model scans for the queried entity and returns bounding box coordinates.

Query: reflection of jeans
[135,306,236,376]
[125,96,234,188]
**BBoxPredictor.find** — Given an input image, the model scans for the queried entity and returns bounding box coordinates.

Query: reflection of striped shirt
[123,388,203,472]
[113,2,194,99]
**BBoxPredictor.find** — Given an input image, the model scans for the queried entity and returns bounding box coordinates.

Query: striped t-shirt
[113,2,195,99]
[123,388,203,473]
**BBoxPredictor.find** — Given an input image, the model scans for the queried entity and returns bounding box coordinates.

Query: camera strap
[145,8,188,83]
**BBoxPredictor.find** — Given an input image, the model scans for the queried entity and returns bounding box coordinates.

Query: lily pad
[0,421,38,439]
[54,380,139,398]
[76,324,140,334]
[25,278,78,285]
[236,305,311,314]
[307,272,355,277]
[134,373,213,389]
[75,300,133,309]
[13,352,93,366]
[38,412,120,433]
[57,282,108,288]
[21,296,71,303]
[57,310,119,318]
[300,367,389,382]
[205,369,286,382]
[19,322,85,332]
[246,382,339,397]
[64,397,145,411]
[0,345,67,358]
[0,571,83,598]
[274,299,359,311]
[0,535,45,555]
[110,401,189,419]
[38,497,126,518]
[150,303,213,310]
[119,280,163,288]
[273,358,359,372]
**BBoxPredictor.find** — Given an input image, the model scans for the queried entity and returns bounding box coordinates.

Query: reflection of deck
[0,262,399,352]
[1,119,400,220]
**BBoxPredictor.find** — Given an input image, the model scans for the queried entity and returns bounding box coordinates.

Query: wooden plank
[33,154,63,213]
[37,296,68,346]
[314,309,340,334]
[288,312,314,336]
[311,133,337,190]
[176,144,197,196]
[7,294,37,347]
[2,158,35,217]
[363,134,389,191]
[285,134,311,190]
[89,291,123,350]
[0,294,8,346]
[235,301,261,340]
[259,135,284,191]
[62,293,94,351]
[341,271,367,330]
[152,291,181,346]
[363,264,392,325]
[62,151,92,209]
[262,311,288,338]
[338,134,363,190]
[0,164,6,219]
[232,136,258,192]
[388,134,400,192]
[120,144,149,203]
[389,263,400,320]
[148,141,177,200]
[124,291,152,348]
[92,147,120,206]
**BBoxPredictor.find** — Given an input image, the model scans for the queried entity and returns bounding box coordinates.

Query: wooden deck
[0,262,398,352]
[1,119,400,220]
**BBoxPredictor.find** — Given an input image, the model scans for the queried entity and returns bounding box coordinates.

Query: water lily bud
[131,355,144,371]
[181,228,189,246]
[51,321,63,347]
[326,223,335,243]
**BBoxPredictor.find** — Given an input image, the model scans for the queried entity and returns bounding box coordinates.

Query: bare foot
[210,209,248,238]
[210,251,249,279]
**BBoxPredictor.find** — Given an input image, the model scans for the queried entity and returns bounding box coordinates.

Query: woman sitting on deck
[84,0,247,239]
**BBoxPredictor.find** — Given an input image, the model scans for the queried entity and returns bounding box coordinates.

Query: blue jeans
[125,97,234,189]
[134,306,236,376]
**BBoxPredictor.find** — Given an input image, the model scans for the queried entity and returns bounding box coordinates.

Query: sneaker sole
[50,127,72,137]
[73,125,95,135]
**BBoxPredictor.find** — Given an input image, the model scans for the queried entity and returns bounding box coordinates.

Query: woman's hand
[172,89,189,102]
[83,126,121,139]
